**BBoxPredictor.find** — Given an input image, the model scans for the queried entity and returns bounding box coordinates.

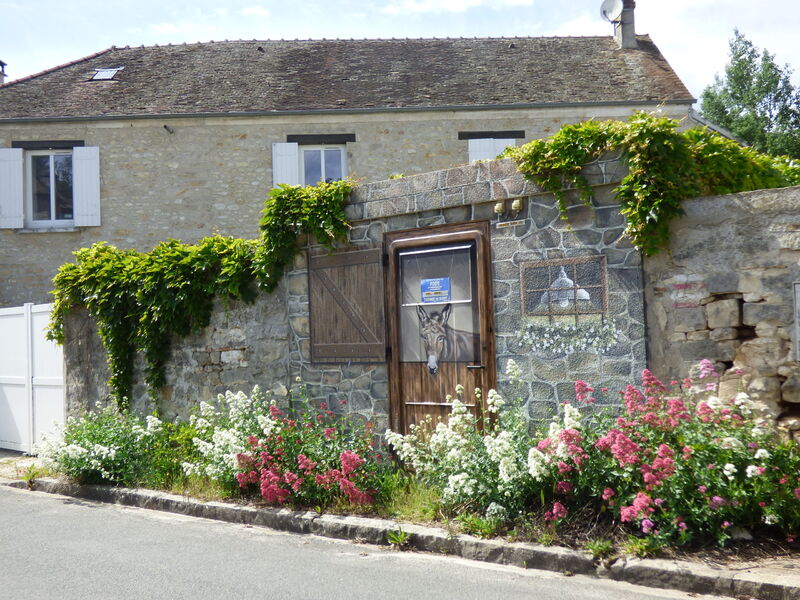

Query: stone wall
[644,186,800,437]
[64,156,646,428]
[0,102,685,307]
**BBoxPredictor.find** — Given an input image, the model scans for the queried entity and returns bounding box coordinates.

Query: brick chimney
[614,0,638,49]
[0,60,6,85]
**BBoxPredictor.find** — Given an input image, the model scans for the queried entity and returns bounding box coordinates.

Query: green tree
[701,29,800,159]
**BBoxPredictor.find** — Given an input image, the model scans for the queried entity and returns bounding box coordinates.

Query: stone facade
[644,186,800,438]
[0,103,687,308]
[64,156,646,428]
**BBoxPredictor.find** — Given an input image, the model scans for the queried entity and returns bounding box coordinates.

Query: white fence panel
[0,303,64,452]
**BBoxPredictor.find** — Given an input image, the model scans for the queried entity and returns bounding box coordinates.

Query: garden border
[5,477,798,600]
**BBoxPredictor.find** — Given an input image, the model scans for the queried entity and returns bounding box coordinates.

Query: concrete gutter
[5,477,800,600]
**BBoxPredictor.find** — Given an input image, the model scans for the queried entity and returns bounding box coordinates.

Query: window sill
[16,226,81,234]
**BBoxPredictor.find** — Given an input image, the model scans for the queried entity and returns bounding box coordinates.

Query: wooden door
[385,222,495,433]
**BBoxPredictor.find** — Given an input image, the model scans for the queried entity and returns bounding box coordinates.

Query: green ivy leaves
[507,112,800,256]
[48,179,354,407]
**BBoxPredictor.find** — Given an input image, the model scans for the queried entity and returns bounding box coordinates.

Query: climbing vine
[47,179,354,407]
[506,112,800,256]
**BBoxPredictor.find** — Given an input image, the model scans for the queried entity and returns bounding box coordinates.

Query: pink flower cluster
[238,441,375,506]
[233,405,378,507]
[595,428,641,466]
[574,380,596,404]
[640,444,676,490]
[545,501,568,522]
[619,492,655,523]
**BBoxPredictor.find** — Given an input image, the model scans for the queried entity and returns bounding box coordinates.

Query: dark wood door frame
[384,220,496,434]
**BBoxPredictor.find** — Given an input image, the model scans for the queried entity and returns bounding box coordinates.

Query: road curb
[6,477,799,600]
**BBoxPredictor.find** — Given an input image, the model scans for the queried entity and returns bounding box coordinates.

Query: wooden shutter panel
[309,248,386,362]
[272,142,299,186]
[0,148,24,229]
[73,146,101,226]
[468,138,515,162]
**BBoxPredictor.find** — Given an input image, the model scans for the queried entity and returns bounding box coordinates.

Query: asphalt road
[0,485,730,600]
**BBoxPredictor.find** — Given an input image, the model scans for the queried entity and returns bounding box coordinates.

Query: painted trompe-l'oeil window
[520,256,607,323]
[518,255,615,355]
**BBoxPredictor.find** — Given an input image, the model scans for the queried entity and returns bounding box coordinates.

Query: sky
[1,0,799,103]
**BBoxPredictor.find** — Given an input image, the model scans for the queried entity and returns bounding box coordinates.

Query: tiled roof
[0,37,693,119]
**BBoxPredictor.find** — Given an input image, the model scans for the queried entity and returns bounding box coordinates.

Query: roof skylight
[92,67,124,81]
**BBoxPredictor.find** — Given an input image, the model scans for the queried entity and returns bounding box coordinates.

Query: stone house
[0,17,693,307]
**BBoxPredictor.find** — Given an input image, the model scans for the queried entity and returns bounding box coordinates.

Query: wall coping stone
[347,156,626,224]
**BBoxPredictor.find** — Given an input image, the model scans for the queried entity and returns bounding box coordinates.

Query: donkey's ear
[417,304,428,321]
[441,303,452,324]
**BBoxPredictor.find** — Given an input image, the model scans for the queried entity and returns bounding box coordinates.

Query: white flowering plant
[181,387,275,484]
[385,360,535,517]
[36,404,175,486]
[518,318,618,355]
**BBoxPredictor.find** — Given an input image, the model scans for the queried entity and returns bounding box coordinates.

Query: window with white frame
[0,142,100,229]
[301,145,345,186]
[26,150,74,224]
[459,130,526,163]
[272,134,354,187]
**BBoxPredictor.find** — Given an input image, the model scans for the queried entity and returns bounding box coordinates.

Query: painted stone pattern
[644,186,800,439]
[64,156,645,428]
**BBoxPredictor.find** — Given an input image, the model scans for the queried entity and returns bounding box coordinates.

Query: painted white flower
[754,448,770,460]
[723,463,737,480]
[706,396,723,410]
[745,465,760,478]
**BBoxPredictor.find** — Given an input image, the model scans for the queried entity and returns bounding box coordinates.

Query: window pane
[323,148,342,182]
[54,155,73,220]
[303,149,322,186]
[31,155,51,221]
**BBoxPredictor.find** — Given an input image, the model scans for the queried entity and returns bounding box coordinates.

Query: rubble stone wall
[65,157,645,427]
[643,186,800,437]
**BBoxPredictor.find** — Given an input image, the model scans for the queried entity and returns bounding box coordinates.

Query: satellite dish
[600,0,624,22]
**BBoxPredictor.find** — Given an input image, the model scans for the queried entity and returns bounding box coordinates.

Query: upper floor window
[27,150,74,225]
[459,130,525,163]
[301,145,345,186]
[0,142,100,230]
[272,134,355,187]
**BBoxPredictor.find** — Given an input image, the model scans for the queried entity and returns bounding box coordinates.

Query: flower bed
[38,384,397,510]
[37,361,800,553]
[386,360,800,548]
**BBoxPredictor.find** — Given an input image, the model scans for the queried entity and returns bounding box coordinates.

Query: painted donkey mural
[416,303,479,375]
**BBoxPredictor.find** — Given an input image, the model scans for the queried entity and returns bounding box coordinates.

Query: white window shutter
[272,142,299,186]
[468,138,516,163]
[492,138,516,157]
[0,148,24,229]
[73,146,101,226]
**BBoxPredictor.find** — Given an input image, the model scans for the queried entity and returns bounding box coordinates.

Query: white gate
[0,303,64,452]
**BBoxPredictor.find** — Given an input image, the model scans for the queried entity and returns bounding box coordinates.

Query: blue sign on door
[421,277,451,303]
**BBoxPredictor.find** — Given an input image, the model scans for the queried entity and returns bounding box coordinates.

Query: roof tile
[0,37,693,119]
